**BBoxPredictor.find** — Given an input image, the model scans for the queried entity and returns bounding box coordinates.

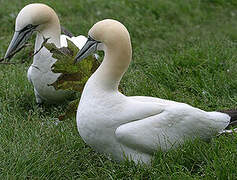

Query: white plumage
[75,19,231,164]
[5,3,87,104]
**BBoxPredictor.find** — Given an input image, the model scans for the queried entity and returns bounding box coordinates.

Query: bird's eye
[88,36,95,41]
[88,35,101,43]
[19,24,34,32]
[26,24,33,29]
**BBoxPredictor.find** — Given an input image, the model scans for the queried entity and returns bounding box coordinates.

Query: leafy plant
[44,39,100,120]
[44,39,100,92]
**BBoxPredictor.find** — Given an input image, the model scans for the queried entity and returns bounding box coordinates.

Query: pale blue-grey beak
[74,36,99,63]
[4,24,37,60]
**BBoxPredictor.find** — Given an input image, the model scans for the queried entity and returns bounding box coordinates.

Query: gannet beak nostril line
[74,36,99,63]
[4,24,38,60]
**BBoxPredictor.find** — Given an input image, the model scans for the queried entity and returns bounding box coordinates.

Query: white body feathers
[27,34,87,103]
[76,19,231,164]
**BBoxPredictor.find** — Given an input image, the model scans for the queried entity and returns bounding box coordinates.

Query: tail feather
[219,109,237,128]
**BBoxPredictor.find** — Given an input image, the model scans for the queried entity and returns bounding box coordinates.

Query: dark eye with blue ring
[88,35,101,43]
[26,24,33,29]
[88,36,95,41]
[23,24,33,31]
[19,24,38,33]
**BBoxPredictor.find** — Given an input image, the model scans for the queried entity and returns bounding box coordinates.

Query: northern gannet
[74,19,236,164]
[5,3,87,104]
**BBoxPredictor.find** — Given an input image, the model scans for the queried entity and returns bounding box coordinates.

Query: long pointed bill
[4,27,35,60]
[74,37,99,63]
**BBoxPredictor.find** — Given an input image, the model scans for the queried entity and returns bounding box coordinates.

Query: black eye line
[16,24,38,33]
[88,35,101,43]
[13,24,39,52]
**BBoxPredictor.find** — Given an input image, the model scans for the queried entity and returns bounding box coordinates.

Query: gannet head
[4,3,60,60]
[75,19,131,63]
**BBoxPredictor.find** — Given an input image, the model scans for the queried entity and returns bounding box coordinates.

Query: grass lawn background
[0,0,237,179]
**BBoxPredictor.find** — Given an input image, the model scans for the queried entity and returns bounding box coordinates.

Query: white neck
[33,18,61,66]
[90,39,132,91]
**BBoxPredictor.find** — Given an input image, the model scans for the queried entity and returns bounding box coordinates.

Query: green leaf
[44,38,123,120]
[44,39,100,120]
[44,38,100,92]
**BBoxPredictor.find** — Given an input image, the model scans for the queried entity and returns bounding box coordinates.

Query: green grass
[0,0,237,179]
